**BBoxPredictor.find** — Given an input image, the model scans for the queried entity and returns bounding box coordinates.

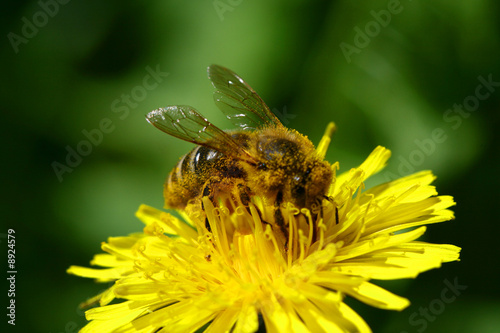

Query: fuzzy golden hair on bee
[146,65,333,235]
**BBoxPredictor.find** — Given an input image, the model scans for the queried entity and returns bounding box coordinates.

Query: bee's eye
[257,163,268,170]
[258,138,299,161]
[305,168,312,177]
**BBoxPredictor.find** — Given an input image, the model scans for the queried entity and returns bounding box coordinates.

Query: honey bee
[146,65,333,230]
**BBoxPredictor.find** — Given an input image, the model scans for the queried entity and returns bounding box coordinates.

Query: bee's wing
[208,65,284,130]
[146,106,256,163]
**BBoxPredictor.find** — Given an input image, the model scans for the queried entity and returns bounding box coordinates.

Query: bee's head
[254,134,332,209]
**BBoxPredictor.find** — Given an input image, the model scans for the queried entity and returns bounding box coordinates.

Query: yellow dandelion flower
[68,123,460,333]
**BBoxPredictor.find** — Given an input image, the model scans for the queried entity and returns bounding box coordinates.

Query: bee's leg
[274,191,288,247]
[236,183,274,236]
[202,183,213,232]
[235,182,272,228]
[322,195,339,225]
[309,199,323,244]
[203,179,247,232]
[257,313,265,332]
[203,180,221,206]
[201,179,233,231]
[274,191,284,229]
[236,183,251,206]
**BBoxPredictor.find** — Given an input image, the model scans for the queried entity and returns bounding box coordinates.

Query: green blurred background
[1,0,499,332]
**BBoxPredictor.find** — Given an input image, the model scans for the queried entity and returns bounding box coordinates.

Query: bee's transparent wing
[208,65,284,130]
[146,106,255,162]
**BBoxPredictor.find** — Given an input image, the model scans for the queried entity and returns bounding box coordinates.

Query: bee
[146,65,333,232]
